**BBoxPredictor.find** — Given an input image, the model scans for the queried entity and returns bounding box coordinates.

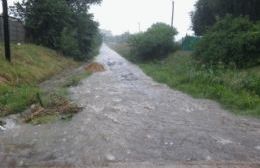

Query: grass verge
[23,70,91,125]
[0,44,78,117]
[24,66,93,125]
[112,44,260,117]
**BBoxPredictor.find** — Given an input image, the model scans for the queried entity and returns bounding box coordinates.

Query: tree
[128,23,178,61]
[194,16,260,68]
[15,0,72,48]
[191,0,217,36]
[192,0,260,35]
[12,0,102,60]
[73,12,100,60]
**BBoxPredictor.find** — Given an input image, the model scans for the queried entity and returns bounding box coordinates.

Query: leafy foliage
[194,16,260,68]
[60,27,81,58]
[128,23,178,61]
[192,0,260,35]
[12,0,102,60]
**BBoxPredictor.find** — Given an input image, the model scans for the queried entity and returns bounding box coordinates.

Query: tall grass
[0,85,39,116]
[0,44,77,85]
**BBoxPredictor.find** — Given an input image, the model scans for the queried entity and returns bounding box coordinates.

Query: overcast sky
[90,0,197,39]
[4,0,197,39]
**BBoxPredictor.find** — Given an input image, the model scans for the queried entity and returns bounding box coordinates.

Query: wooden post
[2,0,11,62]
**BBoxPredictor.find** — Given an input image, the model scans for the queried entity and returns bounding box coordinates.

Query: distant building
[0,15,25,42]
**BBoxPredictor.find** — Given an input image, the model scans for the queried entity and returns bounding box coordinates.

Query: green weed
[0,85,39,116]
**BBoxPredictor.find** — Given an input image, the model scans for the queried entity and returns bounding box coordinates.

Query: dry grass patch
[23,94,82,124]
[84,62,105,73]
[0,76,8,84]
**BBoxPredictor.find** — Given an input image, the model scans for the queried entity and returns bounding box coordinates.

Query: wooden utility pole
[171,1,174,28]
[2,0,11,62]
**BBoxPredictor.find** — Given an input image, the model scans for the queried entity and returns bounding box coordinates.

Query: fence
[181,35,200,51]
[0,16,25,43]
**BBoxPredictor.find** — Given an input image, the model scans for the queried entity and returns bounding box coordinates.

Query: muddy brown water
[0,44,260,168]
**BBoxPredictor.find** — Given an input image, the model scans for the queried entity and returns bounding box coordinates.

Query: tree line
[191,0,260,68]
[192,0,260,35]
[11,0,102,60]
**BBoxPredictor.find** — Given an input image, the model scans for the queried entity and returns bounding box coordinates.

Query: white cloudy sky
[4,0,197,39]
[90,0,197,39]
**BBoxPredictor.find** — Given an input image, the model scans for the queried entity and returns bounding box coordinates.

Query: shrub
[194,16,260,68]
[60,27,81,58]
[13,0,102,61]
[128,23,178,61]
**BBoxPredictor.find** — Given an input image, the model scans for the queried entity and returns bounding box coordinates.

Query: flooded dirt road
[0,44,260,167]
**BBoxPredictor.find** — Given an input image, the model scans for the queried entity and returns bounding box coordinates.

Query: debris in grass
[23,104,46,123]
[23,94,82,124]
[84,62,105,73]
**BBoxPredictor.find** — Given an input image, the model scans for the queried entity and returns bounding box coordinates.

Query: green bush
[194,16,260,68]
[128,23,178,61]
[60,27,81,58]
[13,0,102,61]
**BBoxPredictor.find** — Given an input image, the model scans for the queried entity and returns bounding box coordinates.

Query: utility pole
[138,22,141,32]
[171,0,174,28]
[2,0,11,62]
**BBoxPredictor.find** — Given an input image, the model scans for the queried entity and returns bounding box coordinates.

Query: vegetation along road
[0,44,259,167]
